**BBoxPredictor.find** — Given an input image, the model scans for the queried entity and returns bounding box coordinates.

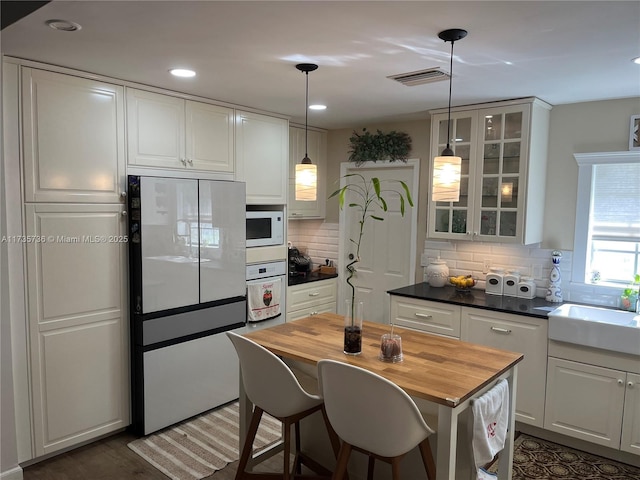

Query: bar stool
[318,359,436,480]
[227,332,339,480]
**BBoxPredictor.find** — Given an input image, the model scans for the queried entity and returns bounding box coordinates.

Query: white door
[186,101,235,173]
[621,372,640,455]
[338,161,419,324]
[235,111,288,204]
[22,68,125,203]
[25,203,129,456]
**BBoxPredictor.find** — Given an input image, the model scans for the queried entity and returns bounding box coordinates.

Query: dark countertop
[387,282,564,319]
[288,271,338,287]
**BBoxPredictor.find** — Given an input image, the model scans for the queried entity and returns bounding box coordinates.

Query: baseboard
[0,466,23,480]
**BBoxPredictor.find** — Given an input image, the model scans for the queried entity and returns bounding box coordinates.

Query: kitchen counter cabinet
[545,342,640,455]
[461,308,548,427]
[428,97,551,244]
[235,110,288,204]
[288,126,327,219]
[286,277,337,322]
[127,88,235,173]
[389,295,461,339]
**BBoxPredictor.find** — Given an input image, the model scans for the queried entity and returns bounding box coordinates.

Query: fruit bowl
[449,275,476,291]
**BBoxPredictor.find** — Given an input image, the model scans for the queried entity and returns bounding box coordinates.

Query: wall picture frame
[630,115,640,150]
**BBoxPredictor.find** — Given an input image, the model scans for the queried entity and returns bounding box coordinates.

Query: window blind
[591,163,640,241]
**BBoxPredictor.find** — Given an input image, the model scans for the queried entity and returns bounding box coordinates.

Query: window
[573,152,640,285]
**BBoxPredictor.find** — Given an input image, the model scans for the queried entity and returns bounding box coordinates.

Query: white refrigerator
[128,175,246,435]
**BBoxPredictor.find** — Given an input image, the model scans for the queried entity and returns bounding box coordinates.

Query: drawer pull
[490,326,512,334]
[308,292,320,297]
[415,313,433,319]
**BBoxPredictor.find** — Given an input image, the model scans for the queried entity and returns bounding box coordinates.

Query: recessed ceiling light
[45,19,82,32]
[309,104,327,110]
[170,68,196,78]
[633,56,640,65]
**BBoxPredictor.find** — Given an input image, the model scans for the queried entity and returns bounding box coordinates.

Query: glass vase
[343,298,363,355]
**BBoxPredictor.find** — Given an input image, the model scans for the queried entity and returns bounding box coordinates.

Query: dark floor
[22,429,284,480]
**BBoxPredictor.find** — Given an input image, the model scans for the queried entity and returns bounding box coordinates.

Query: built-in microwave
[246,210,284,247]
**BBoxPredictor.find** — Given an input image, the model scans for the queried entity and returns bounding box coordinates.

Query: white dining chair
[318,359,437,480]
[227,332,339,480]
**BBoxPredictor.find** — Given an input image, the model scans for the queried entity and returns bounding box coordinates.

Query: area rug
[128,402,281,480]
[487,434,640,479]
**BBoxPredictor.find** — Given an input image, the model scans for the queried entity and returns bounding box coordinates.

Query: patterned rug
[128,402,281,480]
[487,434,640,479]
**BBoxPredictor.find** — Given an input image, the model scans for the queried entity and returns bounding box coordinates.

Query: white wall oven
[246,210,284,247]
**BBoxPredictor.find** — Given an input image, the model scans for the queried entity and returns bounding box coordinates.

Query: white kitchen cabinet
[461,308,547,427]
[288,126,327,219]
[287,278,337,321]
[22,68,126,203]
[389,296,461,339]
[24,203,129,456]
[127,88,234,173]
[235,110,288,204]
[621,373,640,455]
[428,97,551,244]
[545,357,640,455]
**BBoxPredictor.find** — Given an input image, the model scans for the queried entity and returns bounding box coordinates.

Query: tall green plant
[329,173,414,324]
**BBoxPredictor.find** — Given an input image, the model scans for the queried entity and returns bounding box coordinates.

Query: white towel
[247,277,282,322]
[472,378,509,480]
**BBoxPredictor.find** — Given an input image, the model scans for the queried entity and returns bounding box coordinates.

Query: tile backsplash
[286,223,624,308]
[287,220,339,269]
[422,240,623,307]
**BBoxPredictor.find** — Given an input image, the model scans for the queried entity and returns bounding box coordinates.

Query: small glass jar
[426,257,449,287]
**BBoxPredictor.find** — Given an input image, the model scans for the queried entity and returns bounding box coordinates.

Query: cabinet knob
[180,158,187,165]
[120,192,127,200]
[415,313,432,319]
[310,311,318,316]
[187,158,193,166]
[121,211,127,217]
[629,381,635,388]
[490,326,512,334]
[618,379,624,385]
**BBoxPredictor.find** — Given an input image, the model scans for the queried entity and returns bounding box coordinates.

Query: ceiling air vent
[388,67,449,86]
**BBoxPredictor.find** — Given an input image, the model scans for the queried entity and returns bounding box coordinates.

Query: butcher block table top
[243,313,523,407]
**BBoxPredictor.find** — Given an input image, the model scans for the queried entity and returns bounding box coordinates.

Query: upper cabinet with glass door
[428,98,551,244]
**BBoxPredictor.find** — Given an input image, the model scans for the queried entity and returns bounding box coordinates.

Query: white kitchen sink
[548,303,640,356]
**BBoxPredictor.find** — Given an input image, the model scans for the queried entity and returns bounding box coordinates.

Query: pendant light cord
[446,39,455,151]
[304,71,309,159]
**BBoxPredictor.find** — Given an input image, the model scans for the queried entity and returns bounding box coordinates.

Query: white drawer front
[390,297,461,338]
[287,280,337,312]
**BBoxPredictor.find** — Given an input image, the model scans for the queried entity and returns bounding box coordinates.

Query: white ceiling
[2,1,639,130]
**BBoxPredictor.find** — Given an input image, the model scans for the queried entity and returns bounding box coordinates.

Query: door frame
[337,159,420,313]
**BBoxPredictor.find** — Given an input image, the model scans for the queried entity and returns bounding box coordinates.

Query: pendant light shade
[295,63,318,201]
[432,28,467,203]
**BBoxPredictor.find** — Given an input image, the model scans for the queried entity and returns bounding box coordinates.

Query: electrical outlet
[483,259,491,274]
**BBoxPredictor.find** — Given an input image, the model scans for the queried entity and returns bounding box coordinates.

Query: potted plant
[620,274,640,312]
[329,173,414,354]
[348,128,412,166]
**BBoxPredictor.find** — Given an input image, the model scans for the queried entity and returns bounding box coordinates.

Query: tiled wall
[287,220,339,270]
[421,240,624,307]
[422,240,568,300]
[288,223,624,307]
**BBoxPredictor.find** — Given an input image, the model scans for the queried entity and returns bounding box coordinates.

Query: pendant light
[432,28,467,202]
[295,63,319,201]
